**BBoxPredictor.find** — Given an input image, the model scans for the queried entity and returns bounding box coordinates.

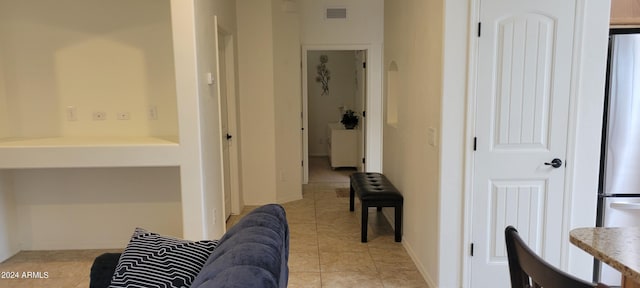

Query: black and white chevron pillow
[109,227,219,288]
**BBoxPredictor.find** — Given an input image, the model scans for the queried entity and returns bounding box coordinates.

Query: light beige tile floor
[226,184,428,287]
[308,156,356,183]
[228,156,428,287]
[287,183,427,287]
[0,156,426,288]
[0,249,122,288]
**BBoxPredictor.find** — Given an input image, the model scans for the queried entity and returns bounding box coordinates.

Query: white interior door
[470,0,577,286]
[216,30,232,221]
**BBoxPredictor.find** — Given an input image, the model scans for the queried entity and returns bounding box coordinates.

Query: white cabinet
[327,123,359,168]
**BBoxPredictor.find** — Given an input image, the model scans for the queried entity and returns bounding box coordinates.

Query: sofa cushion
[109,227,219,288]
[190,204,289,288]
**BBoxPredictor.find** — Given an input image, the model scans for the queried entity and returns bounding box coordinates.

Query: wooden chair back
[505,226,608,288]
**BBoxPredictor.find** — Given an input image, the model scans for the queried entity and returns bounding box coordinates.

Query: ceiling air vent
[326,8,347,19]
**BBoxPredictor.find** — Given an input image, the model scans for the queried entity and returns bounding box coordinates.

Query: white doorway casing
[215,25,241,219]
[302,45,382,184]
[306,50,360,158]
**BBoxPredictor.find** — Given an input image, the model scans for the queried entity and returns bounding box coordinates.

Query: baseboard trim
[277,193,303,204]
[382,209,437,288]
[309,153,328,157]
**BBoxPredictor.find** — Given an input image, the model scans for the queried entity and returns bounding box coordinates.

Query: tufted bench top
[350,172,403,201]
[349,172,403,242]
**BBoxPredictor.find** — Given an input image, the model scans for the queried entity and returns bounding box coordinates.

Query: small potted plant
[341,109,359,129]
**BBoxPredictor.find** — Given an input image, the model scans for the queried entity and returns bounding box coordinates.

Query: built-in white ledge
[0,136,181,169]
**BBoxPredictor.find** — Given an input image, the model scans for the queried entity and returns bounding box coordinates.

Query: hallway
[229,156,427,287]
[284,182,426,287]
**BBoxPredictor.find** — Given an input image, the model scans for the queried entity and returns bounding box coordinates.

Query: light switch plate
[66,106,77,121]
[427,127,437,147]
[148,106,158,120]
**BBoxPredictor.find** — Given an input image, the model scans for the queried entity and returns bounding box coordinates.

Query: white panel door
[215,26,232,221]
[470,0,576,286]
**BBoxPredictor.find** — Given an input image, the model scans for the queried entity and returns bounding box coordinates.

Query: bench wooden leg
[395,204,402,242]
[361,204,368,243]
[349,185,355,211]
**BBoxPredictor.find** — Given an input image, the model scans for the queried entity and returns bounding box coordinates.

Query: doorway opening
[303,49,367,184]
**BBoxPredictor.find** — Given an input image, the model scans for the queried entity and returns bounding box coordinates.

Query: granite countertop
[570,227,640,283]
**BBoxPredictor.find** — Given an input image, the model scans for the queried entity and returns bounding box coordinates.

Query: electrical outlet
[66,106,77,121]
[93,111,106,121]
[148,106,158,120]
[117,112,130,120]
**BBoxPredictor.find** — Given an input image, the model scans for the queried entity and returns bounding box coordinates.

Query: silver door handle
[610,202,640,210]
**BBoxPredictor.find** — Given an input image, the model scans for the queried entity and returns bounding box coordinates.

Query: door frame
[461,0,611,286]
[301,44,383,184]
[215,26,241,217]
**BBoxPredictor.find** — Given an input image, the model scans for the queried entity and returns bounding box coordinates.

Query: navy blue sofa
[89,204,290,288]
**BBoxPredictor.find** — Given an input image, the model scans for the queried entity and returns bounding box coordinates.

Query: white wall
[170,0,239,241]
[300,0,383,45]
[13,168,182,250]
[193,0,225,240]
[212,0,237,33]
[273,0,303,203]
[0,0,178,139]
[308,50,357,156]
[383,1,444,286]
[235,0,303,205]
[186,0,239,239]
[0,13,15,260]
[236,0,278,205]
[168,0,220,241]
[300,0,384,173]
[0,172,17,262]
[0,14,7,139]
[439,0,469,286]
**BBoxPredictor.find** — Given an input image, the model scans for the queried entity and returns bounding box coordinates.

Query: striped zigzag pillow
[109,227,219,288]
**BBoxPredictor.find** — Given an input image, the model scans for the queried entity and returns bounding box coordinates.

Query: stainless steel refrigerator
[597,29,640,286]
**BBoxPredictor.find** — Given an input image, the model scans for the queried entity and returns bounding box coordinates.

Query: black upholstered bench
[349,172,403,243]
